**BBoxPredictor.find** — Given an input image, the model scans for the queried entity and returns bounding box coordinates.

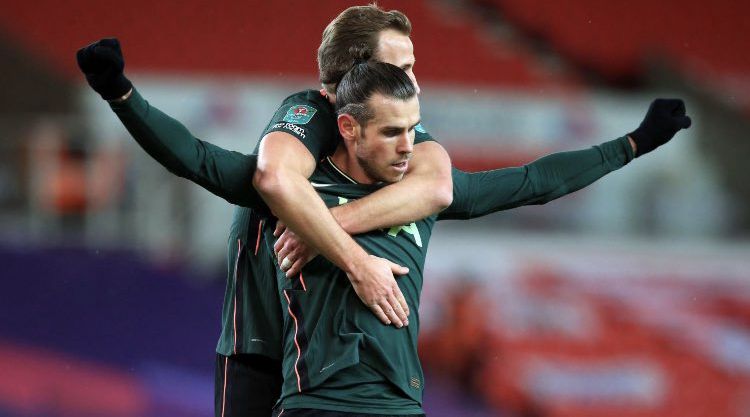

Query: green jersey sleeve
[109,88,269,213]
[439,136,634,220]
[414,122,435,144]
[259,89,339,159]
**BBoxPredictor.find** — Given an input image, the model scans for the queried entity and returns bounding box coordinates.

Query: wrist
[341,247,370,279]
[107,87,133,103]
[98,75,133,101]
[627,136,637,154]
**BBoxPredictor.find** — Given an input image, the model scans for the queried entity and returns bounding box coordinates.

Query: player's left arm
[439,98,691,220]
[330,140,452,234]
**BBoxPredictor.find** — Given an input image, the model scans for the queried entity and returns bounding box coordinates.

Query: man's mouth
[392,160,409,172]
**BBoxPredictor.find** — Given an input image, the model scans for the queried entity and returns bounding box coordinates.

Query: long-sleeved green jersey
[109,88,633,399]
[273,136,634,413]
[109,88,441,359]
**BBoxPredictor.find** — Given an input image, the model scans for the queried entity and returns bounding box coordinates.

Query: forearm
[441,136,634,219]
[254,169,369,272]
[332,141,453,233]
[524,136,634,202]
[109,88,265,210]
[254,134,371,273]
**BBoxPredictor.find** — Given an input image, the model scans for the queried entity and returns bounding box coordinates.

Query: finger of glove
[671,99,686,116]
[76,47,93,72]
[673,116,692,129]
[98,38,121,50]
[93,45,124,70]
[96,39,124,66]
[380,298,403,328]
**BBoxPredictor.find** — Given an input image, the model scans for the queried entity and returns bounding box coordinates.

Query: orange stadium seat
[0,0,577,90]
[478,0,750,81]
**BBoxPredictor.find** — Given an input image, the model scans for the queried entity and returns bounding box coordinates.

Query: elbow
[432,175,453,210]
[252,163,283,198]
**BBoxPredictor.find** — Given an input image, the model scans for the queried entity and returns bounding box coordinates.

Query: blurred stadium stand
[1,1,749,416]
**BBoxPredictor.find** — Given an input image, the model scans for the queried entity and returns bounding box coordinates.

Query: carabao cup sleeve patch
[282,104,318,124]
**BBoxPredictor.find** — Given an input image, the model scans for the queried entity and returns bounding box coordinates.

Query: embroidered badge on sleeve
[283,105,317,124]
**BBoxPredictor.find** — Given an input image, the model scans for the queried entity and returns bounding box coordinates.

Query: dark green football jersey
[109,87,633,374]
[216,90,436,359]
[274,157,434,414]
[217,89,339,358]
[109,87,436,360]
[274,136,634,413]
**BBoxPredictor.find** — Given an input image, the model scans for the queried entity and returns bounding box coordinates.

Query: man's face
[375,29,420,95]
[355,93,420,184]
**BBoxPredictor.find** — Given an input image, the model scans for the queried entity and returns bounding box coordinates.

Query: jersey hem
[215,344,281,361]
[281,398,423,415]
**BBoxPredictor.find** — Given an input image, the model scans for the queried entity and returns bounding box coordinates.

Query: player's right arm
[108,88,269,211]
[253,131,410,327]
[77,38,410,327]
[77,38,267,212]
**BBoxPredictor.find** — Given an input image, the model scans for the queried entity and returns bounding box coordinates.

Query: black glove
[76,38,133,100]
[629,98,692,157]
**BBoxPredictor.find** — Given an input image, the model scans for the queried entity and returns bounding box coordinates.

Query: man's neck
[330,143,375,184]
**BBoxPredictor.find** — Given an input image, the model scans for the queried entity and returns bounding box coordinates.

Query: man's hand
[255,133,412,327]
[76,38,133,100]
[347,255,410,328]
[274,220,319,277]
[629,98,692,157]
[274,220,410,327]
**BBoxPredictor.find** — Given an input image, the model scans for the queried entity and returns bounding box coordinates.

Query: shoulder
[276,89,334,116]
[263,89,339,157]
[268,89,336,134]
[414,121,436,144]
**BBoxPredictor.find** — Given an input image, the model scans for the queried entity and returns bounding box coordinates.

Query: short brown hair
[318,4,411,92]
[336,62,417,127]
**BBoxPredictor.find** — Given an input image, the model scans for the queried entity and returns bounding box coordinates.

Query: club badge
[283,105,317,124]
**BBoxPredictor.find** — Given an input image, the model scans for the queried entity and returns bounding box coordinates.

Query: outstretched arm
[440,136,633,220]
[109,88,266,211]
[442,98,692,220]
[78,38,267,211]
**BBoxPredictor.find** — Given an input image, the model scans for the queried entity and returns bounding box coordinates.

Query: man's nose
[397,133,413,154]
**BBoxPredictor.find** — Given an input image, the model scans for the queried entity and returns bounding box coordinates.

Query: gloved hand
[76,38,133,100]
[629,98,692,157]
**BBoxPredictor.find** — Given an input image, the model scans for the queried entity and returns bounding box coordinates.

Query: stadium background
[1,0,750,416]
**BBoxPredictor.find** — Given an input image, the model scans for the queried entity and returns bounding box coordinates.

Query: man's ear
[337,114,359,143]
